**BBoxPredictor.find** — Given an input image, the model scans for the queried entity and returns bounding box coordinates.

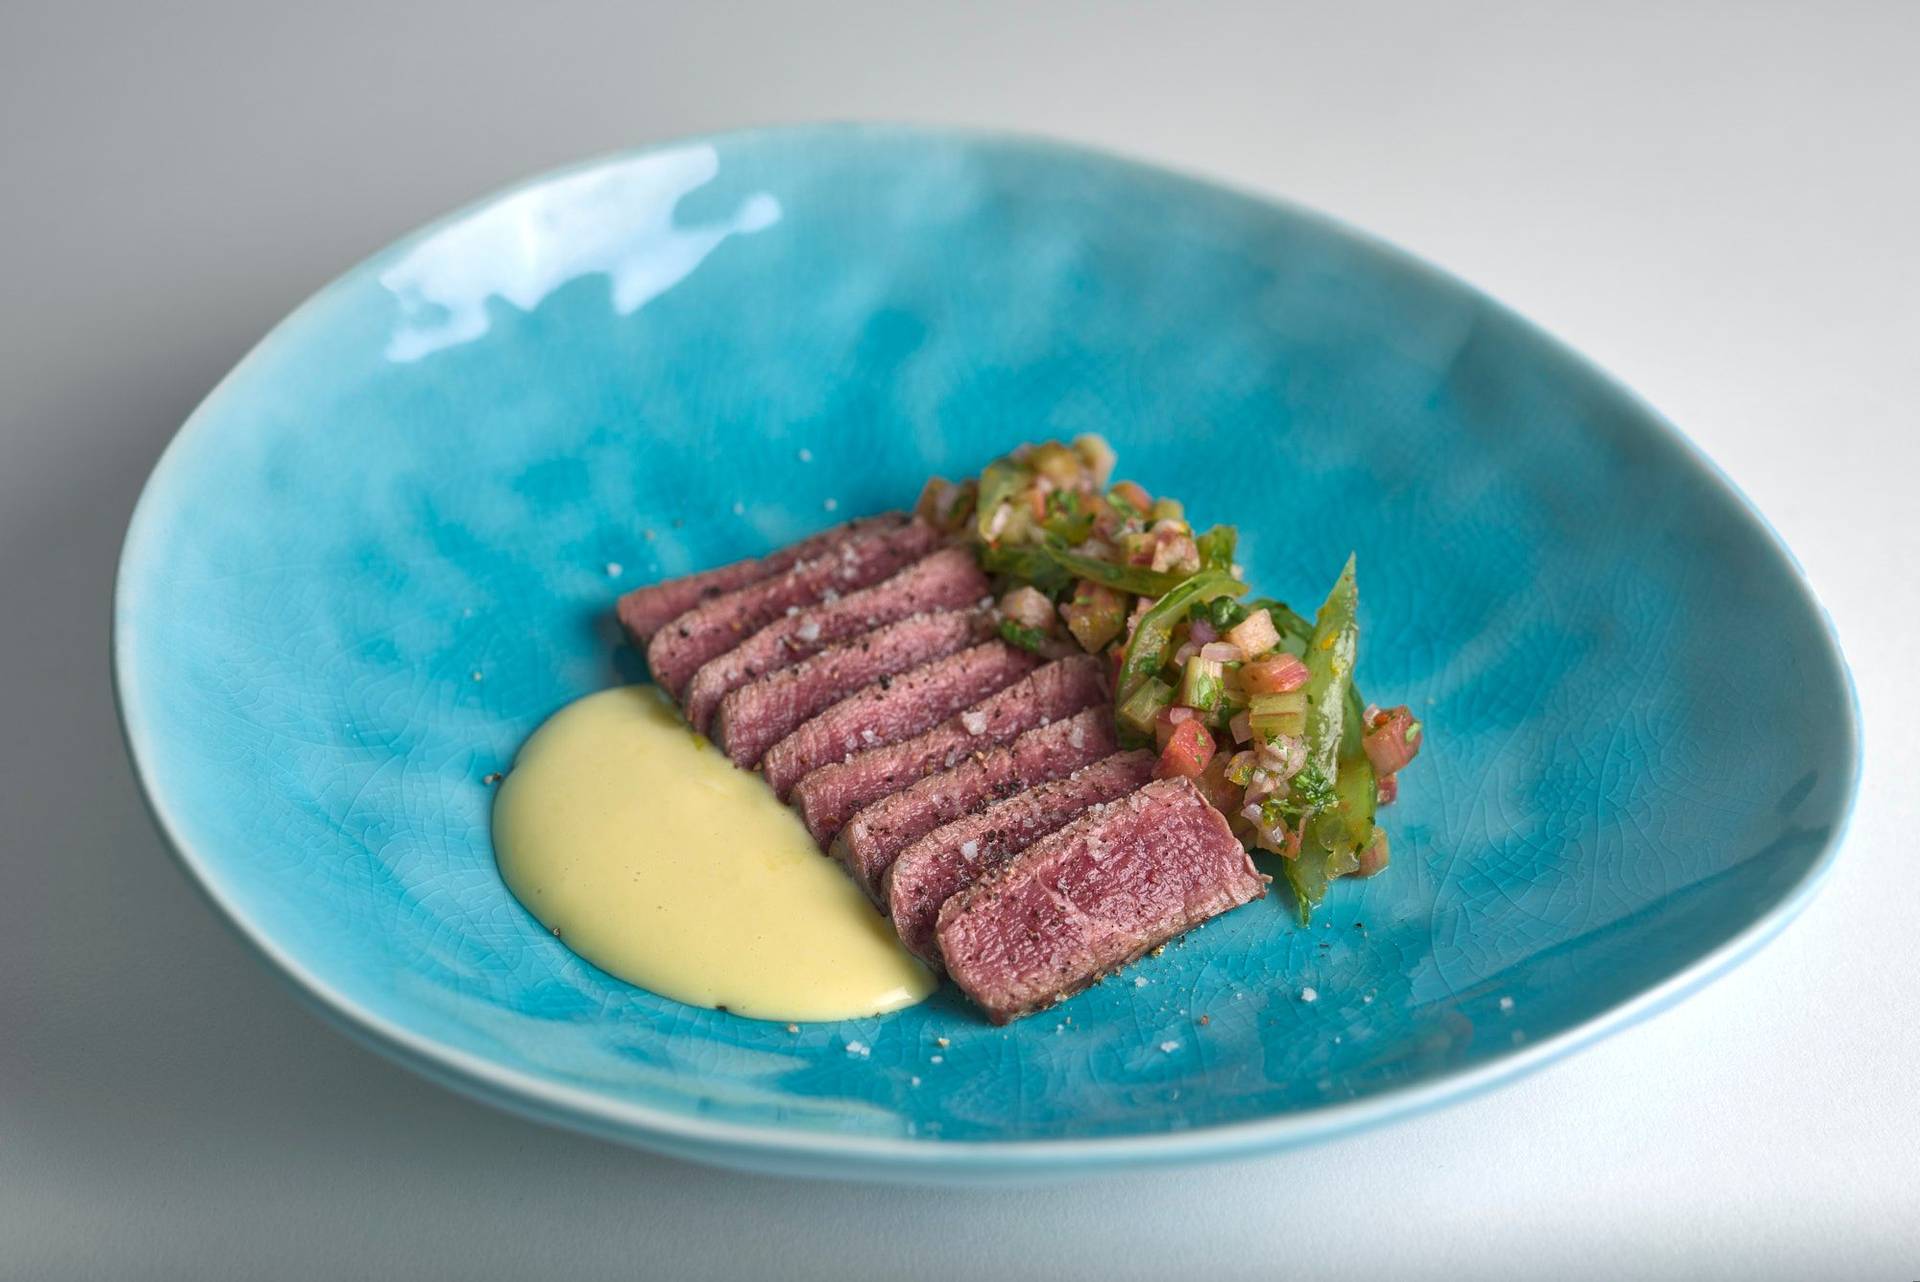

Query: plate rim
[111,122,1863,1178]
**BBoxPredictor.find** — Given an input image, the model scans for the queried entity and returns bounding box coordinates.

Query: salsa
[917,437,1423,923]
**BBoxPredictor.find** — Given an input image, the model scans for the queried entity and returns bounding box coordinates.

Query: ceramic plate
[114,126,1858,1181]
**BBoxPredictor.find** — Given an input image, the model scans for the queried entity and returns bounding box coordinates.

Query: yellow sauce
[493,685,934,1021]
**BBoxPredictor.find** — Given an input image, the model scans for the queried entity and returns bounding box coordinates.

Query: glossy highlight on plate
[114,125,1858,1181]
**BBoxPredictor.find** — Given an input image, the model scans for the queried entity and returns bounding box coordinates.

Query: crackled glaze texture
[115,127,1857,1181]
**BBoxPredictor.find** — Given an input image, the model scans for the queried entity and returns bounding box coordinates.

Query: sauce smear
[494,685,933,1021]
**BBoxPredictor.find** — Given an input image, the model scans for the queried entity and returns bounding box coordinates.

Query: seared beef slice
[790,655,1107,845]
[759,641,1039,798]
[616,512,906,647]
[883,750,1156,964]
[936,776,1268,1024]
[682,546,988,732]
[645,518,938,698]
[712,612,987,768]
[832,706,1117,900]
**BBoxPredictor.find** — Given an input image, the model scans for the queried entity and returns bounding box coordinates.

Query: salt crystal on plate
[1299,986,1319,1003]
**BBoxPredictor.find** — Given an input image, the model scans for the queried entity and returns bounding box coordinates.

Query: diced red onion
[1256,734,1306,779]
[1199,641,1242,663]
[1189,618,1218,645]
[1229,710,1253,744]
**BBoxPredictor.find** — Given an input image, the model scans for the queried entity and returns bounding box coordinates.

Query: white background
[4,4,1915,1278]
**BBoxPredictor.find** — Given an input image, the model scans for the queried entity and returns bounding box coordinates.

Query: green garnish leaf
[1203,596,1249,631]
[1279,556,1362,923]
[997,618,1051,653]
[1116,569,1247,703]
[983,537,1188,598]
[1041,490,1095,544]
[979,543,1075,596]
[1196,524,1237,572]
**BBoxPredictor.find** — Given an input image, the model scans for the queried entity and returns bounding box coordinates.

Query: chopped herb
[997,618,1050,653]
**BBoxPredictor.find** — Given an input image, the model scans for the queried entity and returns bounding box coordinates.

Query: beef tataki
[883,750,1157,964]
[645,518,939,699]
[712,611,988,768]
[937,776,1269,1024]
[832,706,1117,901]
[759,641,1040,799]
[790,655,1108,846]
[616,512,906,647]
[682,546,988,733]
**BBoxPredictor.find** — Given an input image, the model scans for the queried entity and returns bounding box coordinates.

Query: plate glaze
[114,126,1858,1181]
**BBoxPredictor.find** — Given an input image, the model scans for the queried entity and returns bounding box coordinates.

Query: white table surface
[4,3,1914,1278]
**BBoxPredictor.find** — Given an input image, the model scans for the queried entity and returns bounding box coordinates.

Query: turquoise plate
[114,126,1859,1182]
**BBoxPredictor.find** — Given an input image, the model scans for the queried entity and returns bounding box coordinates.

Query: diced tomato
[1240,654,1309,694]
[1353,828,1390,878]
[1155,718,1216,780]
[1363,705,1423,775]
[1153,704,1197,751]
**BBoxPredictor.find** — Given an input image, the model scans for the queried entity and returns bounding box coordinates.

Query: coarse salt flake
[1499,996,1514,1012]
[824,497,838,511]
[960,711,988,736]
[605,562,623,577]
[797,448,813,463]
[844,1040,870,1058]
[1134,977,1148,988]
[795,621,822,643]
[1299,986,1319,1003]
[959,839,980,861]
[1159,1040,1180,1053]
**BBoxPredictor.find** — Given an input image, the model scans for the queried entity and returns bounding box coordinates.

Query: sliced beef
[645,518,939,699]
[682,546,988,733]
[759,641,1040,798]
[790,655,1108,846]
[936,776,1269,1024]
[883,750,1157,964]
[712,611,988,768]
[831,706,1117,901]
[616,512,906,647]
